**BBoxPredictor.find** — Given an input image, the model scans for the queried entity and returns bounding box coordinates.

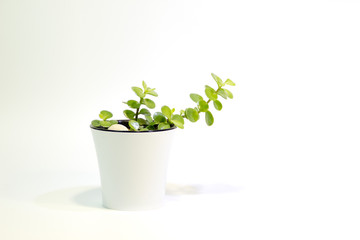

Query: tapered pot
[91,120,176,211]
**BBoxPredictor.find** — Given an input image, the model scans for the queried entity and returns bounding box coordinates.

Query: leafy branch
[178,73,235,126]
[122,81,158,130]
[91,110,118,128]
[91,73,235,131]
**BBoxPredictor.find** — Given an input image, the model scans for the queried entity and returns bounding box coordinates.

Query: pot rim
[90,119,177,133]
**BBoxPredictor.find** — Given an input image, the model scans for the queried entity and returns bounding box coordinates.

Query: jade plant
[91,73,235,131]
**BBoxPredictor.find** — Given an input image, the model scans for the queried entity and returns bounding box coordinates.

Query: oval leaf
[132,87,145,98]
[190,93,203,103]
[171,114,184,129]
[185,108,200,122]
[139,108,151,116]
[217,89,228,99]
[225,79,235,86]
[161,105,172,119]
[158,122,171,130]
[211,73,224,87]
[137,118,147,126]
[213,100,222,111]
[153,112,166,123]
[100,120,112,128]
[205,85,218,101]
[91,120,100,127]
[129,120,140,131]
[147,122,156,129]
[144,98,156,109]
[146,89,158,97]
[123,109,136,120]
[142,81,147,90]
[99,110,113,120]
[126,100,141,109]
[198,100,209,112]
[224,89,233,99]
[205,111,214,126]
[109,120,118,125]
[145,115,153,123]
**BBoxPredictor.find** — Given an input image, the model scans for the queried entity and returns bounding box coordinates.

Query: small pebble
[108,124,128,131]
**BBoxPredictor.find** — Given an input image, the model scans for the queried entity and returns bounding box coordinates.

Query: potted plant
[90,73,235,210]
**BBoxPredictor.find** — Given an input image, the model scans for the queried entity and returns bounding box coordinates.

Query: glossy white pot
[91,120,176,211]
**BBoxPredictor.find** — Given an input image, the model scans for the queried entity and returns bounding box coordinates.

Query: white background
[1,0,360,239]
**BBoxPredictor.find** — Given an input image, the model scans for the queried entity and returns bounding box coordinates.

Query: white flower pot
[91,120,176,211]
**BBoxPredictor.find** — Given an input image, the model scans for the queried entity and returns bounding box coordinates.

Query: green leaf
[205,85,218,101]
[137,118,147,126]
[125,100,141,109]
[145,115,153,123]
[198,100,209,112]
[100,120,112,128]
[140,128,149,131]
[146,89,158,97]
[147,124,156,130]
[217,89,228,99]
[213,100,223,111]
[153,112,166,123]
[158,122,171,130]
[132,87,145,98]
[190,93,203,103]
[205,111,214,126]
[171,114,184,129]
[128,120,140,131]
[185,108,200,122]
[225,79,235,86]
[211,73,224,87]
[161,105,172,119]
[99,110,113,120]
[109,120,118,125]
[223,88,233,99]
[123,109,136,120]
[91,120,100,127]
[142,81,147,90]
[139,108,151,116]
[144,98,156,109]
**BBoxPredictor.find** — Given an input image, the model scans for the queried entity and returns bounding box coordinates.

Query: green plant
[91,73,235,131]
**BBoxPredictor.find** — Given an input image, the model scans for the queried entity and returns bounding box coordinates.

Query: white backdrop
[1,0,360,239]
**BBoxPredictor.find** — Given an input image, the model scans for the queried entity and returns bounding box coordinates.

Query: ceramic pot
[91,120,176,210]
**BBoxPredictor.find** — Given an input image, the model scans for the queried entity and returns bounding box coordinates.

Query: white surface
[1,0,360,239]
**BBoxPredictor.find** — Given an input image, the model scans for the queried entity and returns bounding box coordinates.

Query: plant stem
[135,97,143,121]
[135,108,139,121]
